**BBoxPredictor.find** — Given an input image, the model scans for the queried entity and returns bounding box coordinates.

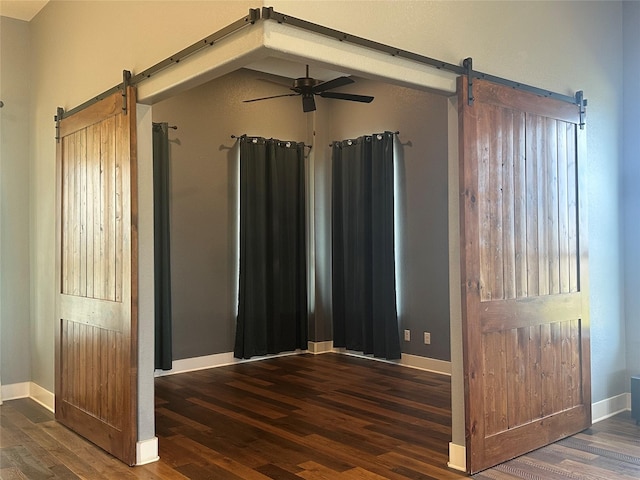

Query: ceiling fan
[243,65,374,113]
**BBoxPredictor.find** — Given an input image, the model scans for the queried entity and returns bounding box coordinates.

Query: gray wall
[152,69,308,359]
[322,78,450,360]
[624,0,640,379]
[0,17,32,386]
[152,69,451,361]
[3,0,628,407]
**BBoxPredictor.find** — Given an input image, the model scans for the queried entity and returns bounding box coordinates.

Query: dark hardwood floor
[1,353,639,479]
[153,353,460,480]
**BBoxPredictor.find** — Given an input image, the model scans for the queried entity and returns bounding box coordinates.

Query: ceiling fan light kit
[243,65,375,112]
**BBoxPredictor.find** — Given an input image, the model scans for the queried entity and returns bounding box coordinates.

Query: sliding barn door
[458,77,590,473]
[55,88,138,465]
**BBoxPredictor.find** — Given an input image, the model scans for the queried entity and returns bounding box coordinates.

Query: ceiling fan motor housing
[242,65,373,112]
[293,77,318,93]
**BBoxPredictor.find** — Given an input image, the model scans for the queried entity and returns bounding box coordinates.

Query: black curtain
[332,131,400,360]
[152,122,173,370]
[234,136,308,359]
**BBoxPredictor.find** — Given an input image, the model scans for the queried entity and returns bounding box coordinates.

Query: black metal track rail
[56,8,261,121]
[470,70,578,105]
[129,9,261,86]
[262,6,586,119]
[262,7,466,76]
[55,5,586,129]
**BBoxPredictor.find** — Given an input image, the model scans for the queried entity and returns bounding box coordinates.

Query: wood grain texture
[59,320,123,428]
[60,114,123,302]
[1,355,638,480]
[475,110,578,302]
[458,77,590,473]
[55,87,138,466]
[469,80,580,125]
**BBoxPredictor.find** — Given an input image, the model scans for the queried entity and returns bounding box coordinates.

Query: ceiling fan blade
[319,91,374,103]
[312,76,354,93]
[243,93,299,103]
[302,94,316,112]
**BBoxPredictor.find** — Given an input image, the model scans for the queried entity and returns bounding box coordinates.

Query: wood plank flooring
[472,411,640,480]
[153,353,459,480]
[1,353,639,479]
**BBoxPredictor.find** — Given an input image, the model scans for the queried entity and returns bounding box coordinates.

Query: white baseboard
[444,392,632,473]
[399,353,452,376]
[330,346,452,376]
[155,352,236,376]
[307,341,333,354]
[30,382,55,412]
[0,382,55,413]
[136,437,159,465]
[155,349,308,377]
[1,381,159,466]
[448,442,466,472]
[1,381,30,401]
[156,346,453,377]
[592,392,631,423]
[4,361,624,476]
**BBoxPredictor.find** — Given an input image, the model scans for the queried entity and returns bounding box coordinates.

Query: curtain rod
[231,134,312,150]
[329,131,399,148]
[153,122,178,130]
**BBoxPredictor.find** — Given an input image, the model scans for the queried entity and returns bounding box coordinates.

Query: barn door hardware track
[55,5,587,131]
[55,8,261,123]
[261,7,466,76]
[122,70,131,114]
[262,6,586,127]
[54,107,63,142]
[464,58,474,106]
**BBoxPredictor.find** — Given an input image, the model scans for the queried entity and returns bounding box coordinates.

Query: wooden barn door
[458,77,590,473]
[55,88,138,465]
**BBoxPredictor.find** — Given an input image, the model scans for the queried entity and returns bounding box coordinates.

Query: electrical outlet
[424,332,431,344]
[404,329,411,342]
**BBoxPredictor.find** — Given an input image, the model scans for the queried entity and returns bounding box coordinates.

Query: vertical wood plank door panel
[458,78,590,474]
[55,88,138,465]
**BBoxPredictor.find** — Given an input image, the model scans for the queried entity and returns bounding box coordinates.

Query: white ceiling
[244,57,349,82]
[0,0,49,21]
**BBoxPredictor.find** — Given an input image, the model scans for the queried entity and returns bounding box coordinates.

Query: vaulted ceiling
[0,0,49,21]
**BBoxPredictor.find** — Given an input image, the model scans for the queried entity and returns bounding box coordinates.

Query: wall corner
[448,441,466,472]
[136,437,159,466]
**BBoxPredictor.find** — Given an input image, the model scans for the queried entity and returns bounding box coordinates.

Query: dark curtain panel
[234,137,308,359]
[332,131,401,360]
[152,123,173,370]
